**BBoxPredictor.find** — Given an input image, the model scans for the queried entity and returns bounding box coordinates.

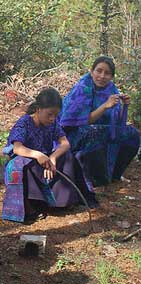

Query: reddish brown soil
[0,88,141,284]
[0,160,141,284]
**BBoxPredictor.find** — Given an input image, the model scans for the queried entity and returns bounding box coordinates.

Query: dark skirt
[2,152,86,222]
[65,124,140,191]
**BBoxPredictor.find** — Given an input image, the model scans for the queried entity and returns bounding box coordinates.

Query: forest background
[0,0,141,127]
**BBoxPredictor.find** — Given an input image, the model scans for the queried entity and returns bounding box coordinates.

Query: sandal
[36,213,47,220]
[24,212,47,223]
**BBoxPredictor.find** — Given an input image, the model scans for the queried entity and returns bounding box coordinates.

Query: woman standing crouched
[2,88,81,223]
[60,56,140,208]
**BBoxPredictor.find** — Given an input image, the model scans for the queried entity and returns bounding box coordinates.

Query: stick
[122,228,141,242]
[28,63,65,80]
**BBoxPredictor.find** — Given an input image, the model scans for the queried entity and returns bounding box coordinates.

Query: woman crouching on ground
[2,87,81,223]
[60,56,140,208]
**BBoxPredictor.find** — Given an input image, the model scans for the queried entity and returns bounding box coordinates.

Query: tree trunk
[100,0,109,55]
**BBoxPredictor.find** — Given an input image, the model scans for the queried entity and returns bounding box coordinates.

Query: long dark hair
[91,56,115,76]
[27,87,62,114]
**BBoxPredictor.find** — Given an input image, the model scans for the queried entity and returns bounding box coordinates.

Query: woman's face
[91,62,113,87]
[37,107,60,126]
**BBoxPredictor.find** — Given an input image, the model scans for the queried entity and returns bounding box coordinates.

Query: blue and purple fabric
[60,72,140,191]
[2,114,80,222]
[4,114,66,155]
[3,156,31,222]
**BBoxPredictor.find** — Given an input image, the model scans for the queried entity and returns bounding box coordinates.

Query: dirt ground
[0,87,141,284]
[0,159,141,284]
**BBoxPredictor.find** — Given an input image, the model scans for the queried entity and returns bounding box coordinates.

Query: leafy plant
[0,131,9,148]
[110,231,121,241]
[0,131,9,166]
[56,251,88,271]
[95,238,105,246]
[56,254,72,271]
[93,259,126,284]
[129,251,141,270]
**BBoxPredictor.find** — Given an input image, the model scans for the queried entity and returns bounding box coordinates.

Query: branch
[122,228,141,242]
[108,12,121,19]
[28,63,65,81]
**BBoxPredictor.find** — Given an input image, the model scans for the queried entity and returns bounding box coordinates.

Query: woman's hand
[13,142,56,180]
[43,154,57,180]
[35,152,56,180]
[49,154,57,167]
[44,136,70,180]
[35,152,50,167]
[104,94,119,109]
[44,165,56,180]
[43,158,56,180]
[119,94,131,105]
[89,94,119,124]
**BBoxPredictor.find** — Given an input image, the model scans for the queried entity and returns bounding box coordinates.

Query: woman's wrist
[103,102,110,110]
[32,150,46,160]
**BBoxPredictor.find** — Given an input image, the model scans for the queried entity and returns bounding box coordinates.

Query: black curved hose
[56,169,93,231]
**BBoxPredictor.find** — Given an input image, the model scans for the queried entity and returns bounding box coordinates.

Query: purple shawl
[60,72,128,139]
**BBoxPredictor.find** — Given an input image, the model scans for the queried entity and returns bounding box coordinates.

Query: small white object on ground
[120,176,131,183]
[125,195,136,200]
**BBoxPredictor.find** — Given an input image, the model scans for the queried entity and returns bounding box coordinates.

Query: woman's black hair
[27,87,62,114]
[91,56,115,76]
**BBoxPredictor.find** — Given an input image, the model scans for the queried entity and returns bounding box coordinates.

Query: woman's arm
[13,141,54,170]
[49,136,70,164]
[88,94,120,124]
[44,136,70,180]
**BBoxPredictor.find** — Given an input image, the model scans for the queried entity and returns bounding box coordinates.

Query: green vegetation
[0,131,9,148]
[56,251,88,271]
[129,251,141,270]
[56,254,71,271]
[93,259,126,284]
[0,0,141,126]
[0,131,8,165]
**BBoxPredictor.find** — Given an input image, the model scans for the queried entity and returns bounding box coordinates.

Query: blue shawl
[60,73,128,139]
